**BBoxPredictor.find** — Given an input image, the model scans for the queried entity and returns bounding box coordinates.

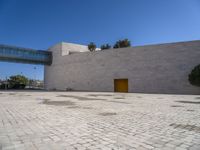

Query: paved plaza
[0,91,200,150]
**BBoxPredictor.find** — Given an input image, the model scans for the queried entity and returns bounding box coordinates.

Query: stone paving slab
[0,91,200,150]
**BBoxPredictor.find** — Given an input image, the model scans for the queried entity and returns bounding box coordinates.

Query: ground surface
[0,91,200,150]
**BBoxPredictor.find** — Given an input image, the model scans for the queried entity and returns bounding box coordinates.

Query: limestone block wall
[44,41,200,94]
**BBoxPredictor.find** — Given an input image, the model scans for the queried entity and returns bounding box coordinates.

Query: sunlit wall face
[0,45,52,65]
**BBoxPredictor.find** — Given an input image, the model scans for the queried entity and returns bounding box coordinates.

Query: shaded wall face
[44,41,200,94]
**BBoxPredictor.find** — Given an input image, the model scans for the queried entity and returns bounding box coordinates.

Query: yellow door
[114,79,128,93]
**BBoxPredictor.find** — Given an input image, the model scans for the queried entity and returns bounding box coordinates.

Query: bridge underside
[0,45,52,65]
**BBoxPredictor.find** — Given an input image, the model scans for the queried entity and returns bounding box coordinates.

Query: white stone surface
[61,42,89,55]
[0,91,200,150]
[48,42,89,56]
[44,41,200,94]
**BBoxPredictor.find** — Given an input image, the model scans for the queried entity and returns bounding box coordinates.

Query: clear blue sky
[0,0,200,80]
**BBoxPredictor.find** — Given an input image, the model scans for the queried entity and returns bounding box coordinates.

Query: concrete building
[44,40,200,94]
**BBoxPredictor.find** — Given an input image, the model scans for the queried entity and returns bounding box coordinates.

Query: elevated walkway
[0,44,52,65]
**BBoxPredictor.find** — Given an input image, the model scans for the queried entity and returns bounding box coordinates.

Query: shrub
[189,64,200,87]
[8,75,28,89]
[101,44,111,50]
[0,84,6,89]
[88,42,96,52]
[113,39,131,49]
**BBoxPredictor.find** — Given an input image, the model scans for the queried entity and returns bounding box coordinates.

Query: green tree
[189,64,200,87]
[113,39,131,49]
[8,75,28,89]
[88,42,96,52]
[101,44,111,50]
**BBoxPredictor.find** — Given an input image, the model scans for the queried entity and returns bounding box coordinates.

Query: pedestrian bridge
[0,44,52,65]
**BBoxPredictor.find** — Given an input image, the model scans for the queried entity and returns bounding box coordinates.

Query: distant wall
[44,41,200,94]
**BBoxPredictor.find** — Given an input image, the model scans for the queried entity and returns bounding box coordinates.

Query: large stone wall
[44,41,200,94]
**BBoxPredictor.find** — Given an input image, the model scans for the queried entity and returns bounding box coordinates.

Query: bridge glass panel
[0,45,52,65]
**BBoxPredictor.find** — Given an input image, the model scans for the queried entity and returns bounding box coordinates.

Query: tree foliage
[88,42,96,52]
[189,64,200,87]
[101,44,111,50]
[8,75,28,89]
[113,39,131,49]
